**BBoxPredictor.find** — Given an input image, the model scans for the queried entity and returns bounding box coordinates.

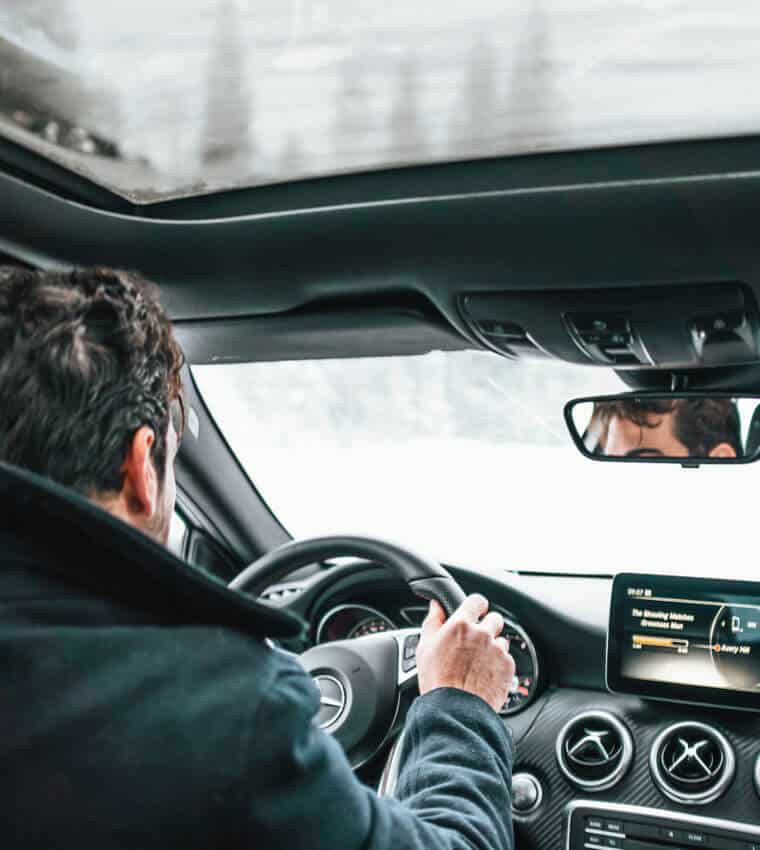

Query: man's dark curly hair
[594,398,742,457]
[0,266,184,495]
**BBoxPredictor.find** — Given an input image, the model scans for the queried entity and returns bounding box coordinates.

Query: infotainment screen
[607,573,760,711]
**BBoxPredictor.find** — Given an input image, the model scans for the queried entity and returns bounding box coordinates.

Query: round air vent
[555,711,634,791]
[650,722,735,805]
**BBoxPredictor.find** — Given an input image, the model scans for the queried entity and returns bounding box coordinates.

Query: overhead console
[459,283,760,369]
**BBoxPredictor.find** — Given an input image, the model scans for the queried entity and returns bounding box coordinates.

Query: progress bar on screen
[632,635,689,653]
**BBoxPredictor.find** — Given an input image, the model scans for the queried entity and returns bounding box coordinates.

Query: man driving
[0,267,515,849]
[591,398,741,459]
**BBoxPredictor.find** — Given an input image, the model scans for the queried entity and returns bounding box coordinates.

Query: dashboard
[276,564,760,850]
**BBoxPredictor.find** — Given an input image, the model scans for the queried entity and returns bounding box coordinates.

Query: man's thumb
[422,599,445,635]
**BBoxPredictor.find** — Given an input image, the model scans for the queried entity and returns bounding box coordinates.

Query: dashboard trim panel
[565,800,760,848]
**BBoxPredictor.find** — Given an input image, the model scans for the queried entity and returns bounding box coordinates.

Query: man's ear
[708,442,738,459]
[121,426,159,517]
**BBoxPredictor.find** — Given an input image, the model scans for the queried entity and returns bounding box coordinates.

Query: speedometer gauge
[348,617,394,639]
[499,615,540,715]
[316,604,396,644]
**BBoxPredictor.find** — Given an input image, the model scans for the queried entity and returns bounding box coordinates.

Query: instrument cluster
[315,602,540,714]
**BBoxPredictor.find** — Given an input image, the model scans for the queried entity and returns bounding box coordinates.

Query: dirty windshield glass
[2,1,760,201]
[194,352,760,579]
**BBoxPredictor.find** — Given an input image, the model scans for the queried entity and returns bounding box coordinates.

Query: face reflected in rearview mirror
[565,394,760,464]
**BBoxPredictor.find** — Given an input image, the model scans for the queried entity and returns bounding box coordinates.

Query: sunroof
[2,0,760,204]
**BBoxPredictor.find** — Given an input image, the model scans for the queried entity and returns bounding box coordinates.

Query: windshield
[3,1,760,202]
[193,352,759,580]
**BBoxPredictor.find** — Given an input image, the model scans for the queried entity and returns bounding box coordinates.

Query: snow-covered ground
[235,439,760,580]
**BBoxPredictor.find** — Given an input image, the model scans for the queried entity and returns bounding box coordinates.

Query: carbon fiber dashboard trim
[510,688,760,850]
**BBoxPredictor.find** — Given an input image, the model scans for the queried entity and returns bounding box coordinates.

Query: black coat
[0,464,514,849]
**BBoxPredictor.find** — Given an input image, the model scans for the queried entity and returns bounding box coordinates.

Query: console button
[605,837,623,849]
[585,834,603,846]
[625,840,678,850]
[587,819,604,830]
[661,828,683,842]
[627,822,660,840]
[709,838,746,850]
[511,773,541,814]
[605,822,623,834]
[684,832,707,846]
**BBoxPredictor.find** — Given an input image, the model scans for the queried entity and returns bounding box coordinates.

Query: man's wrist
[411,687,514,749]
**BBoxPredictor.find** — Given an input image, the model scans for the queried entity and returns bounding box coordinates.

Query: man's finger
[449,593,489,624]
[480,610,504,639]
[421,599,446,636]
[495,636,511,656]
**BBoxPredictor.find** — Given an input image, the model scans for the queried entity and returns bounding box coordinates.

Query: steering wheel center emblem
[313,674,348,730]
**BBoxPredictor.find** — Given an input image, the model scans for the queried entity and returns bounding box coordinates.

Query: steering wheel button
[403,635,420,660]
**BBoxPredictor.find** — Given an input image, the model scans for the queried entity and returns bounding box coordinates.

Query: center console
[566,802,760,850]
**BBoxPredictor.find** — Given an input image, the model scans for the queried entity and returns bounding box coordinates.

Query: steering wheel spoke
[228,536,465,770]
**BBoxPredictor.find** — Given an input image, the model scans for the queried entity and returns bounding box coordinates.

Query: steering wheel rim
[228,536,467,768]
[229,535,467,617]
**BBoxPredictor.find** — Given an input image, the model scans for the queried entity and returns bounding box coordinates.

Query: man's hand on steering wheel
[417,594,516,713]
[228,535,517,767]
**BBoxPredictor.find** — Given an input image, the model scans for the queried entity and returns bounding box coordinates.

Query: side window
[168,510,188,558]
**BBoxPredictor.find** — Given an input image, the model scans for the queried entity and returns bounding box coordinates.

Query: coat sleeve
[245,660,514,850]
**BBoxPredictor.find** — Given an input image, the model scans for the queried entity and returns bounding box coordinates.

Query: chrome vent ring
[650,722,735,805]
[555,710,634,791]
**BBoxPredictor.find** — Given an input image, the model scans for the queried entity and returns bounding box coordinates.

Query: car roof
[3,114,760,390]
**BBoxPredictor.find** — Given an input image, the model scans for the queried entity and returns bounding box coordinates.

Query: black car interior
[4,132,760,848]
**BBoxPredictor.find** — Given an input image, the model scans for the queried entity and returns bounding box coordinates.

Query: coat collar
[0,462,304,638]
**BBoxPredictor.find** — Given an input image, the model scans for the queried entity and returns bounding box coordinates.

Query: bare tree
[503,1,561,149]
[331,52,374,170]
[200,0,255,172]
[448,36,499,159]
[388,52,427,162]
[3,0,78,50]
[278,132,308,179]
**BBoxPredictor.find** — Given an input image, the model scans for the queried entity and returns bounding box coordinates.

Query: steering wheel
[228,536,466,768]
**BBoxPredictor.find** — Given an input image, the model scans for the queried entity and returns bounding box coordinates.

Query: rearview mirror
[564,393,760,465]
